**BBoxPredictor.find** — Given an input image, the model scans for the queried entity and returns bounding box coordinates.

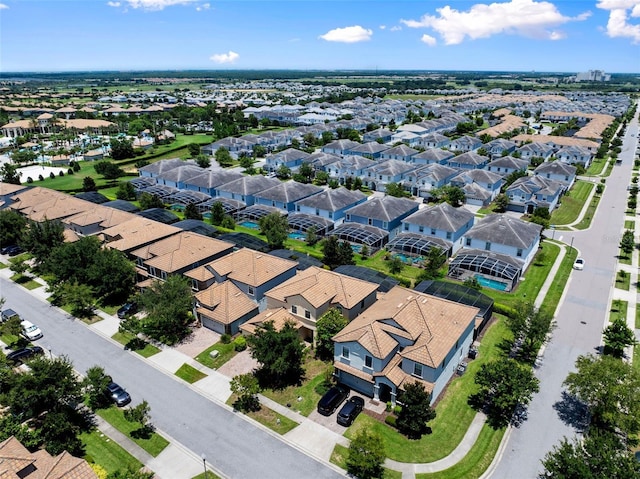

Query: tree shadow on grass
[552,390,590,433]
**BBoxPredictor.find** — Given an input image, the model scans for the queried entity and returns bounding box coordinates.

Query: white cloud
[210,51,239,64]
[549,30,566,40]
[117,0,197,11]
[401,0,590,44]
[421,34,437,46]
[597,0,640,43]
[0,3,9,9]
[106,1,121,6]
[319,25,373,43]
[196,2,209,11]
[390,25,402,32]
[379,25,386,30]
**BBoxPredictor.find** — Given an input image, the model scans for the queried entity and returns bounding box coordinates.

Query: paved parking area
[217,349,258,377]
[174,326,219,358]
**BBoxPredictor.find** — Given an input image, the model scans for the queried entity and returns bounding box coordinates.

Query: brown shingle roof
[100,216,181,253]
[265,266,378,310]
[63,205,136,229]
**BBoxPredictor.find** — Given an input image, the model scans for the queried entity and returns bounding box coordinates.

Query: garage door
[202,316,224,334]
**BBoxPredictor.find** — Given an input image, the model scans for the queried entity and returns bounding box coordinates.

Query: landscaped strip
[615,270,631,291]
[195,341,237,369]
[175,363,207,383]
[246,406,298,435]
[330,444,402,479]
[550,180,593,225]
[80,429,144,474]
[96,407,169,457]
[610,299,629,322]
[10,274,42,290]
[111,331,161,358]
[574,193,602,230]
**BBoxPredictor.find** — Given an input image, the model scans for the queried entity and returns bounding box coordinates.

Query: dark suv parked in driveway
[317,385,349,416]
[105,382,132,407]
[337,396,365,426]
[117,302,137,319]
[6,346,44,364]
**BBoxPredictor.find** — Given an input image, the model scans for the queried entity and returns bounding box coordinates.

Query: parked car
[20,320,43,341]
[573,258,585,270]
[6,346,44,364]
[337,396,365,426]
[1,308,19,322]
[105,381,132,407]
[117,302,138,319]
[317,385,349,416]
[0,244,23,256]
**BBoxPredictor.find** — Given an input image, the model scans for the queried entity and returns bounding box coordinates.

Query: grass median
[96,406,169,457]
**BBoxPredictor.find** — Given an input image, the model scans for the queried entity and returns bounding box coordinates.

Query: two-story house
[215,176,281,206]
[515,142,554,162]
[194,281,259,335]
[485,156,529,176]
[449,135,482,153]
[483,138,517,158]
[254,181,323,213]
[264,148,312,173]
[322,139,361,156]
[264,266,378,342]
[532,161,577,188]
[506,175,564,214]
[555,145,594,168]
[362,160,417,192]
[411,148,454,166]
[349,142,391,160]
[379,144,420,163]
[332,286,479,405]
[344,196,419,237]
[183,169,244,196]
[294,186,367,223]
[401,203,475,255]
[403,164,459,198]
[445,151,489,170]
[449,169,504,204]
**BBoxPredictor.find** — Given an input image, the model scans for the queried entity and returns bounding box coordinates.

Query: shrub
[67,168,74,175]
[58,170,64,177]
[233,336,247,352]
[494,302,517,318]
[385,401,392,412]
[385,415,397,427]
[221,333,231,344]
[26,177,33,183]
[49,172,55,179]
[38,174,44,181]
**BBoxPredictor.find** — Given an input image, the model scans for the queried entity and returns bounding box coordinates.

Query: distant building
[574,70,610,82]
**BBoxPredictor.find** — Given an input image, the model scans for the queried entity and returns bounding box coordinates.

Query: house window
[368,218,373,226]
[364,355,373,368]
[413,363,423,378]
[383,221,388,229]
[404,223,409,231]
[291,305,298,314]
[296,205,300,212]
[431,228,436,235]
[466,238,472,246]
[346,214,351,221]
[516,248,523,257]
[485,242,491,251]
[161,271,167,280]
[272,201,276,207]
[248,286,254,295]
[149,267,157,277]
[328,211,333,219]
[446,232,452,240]
[342,346,350,359]
[305,310,311,319]
[315,208,320,216]
[419,226,424,233]
[136,257,144,266]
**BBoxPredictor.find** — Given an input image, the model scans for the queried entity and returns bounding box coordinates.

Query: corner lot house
[194,281,259,335]
[264,266,378,342]
[333,286,479,405]
[532,161,577,187]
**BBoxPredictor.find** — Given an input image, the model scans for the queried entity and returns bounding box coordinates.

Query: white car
[20,320,43,341]
[573,258,585,270]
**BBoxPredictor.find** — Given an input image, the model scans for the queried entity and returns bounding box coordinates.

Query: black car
[317,385,349,416]
[337,396,365,426]
[1,245,23,256]
[6,346,44,364]
[105,382,132,407]
[117,302,137,319]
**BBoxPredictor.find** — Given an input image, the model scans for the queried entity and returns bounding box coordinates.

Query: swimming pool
[351,244,362,253]
[474,274,508,291]
[239,221,259,229]
[288,231,306,240]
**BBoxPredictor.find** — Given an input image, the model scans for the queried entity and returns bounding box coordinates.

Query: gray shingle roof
[412,148,454,162]
[186,169,244,189]
[350,142,391,155]
[216,176,281,196]
[533,161,577,177]
[486,156,528,170]
[465,214,542,249]
[138,158,194,175]
[451,151,488,166]
[345,196,417,222]
[294,186,365,211]
[404,203,474,231]
[255,181,322,204]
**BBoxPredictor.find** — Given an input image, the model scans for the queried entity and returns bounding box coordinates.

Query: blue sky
[1,0,639,73]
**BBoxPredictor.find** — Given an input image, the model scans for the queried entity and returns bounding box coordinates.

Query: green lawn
[610,299,628,322]
[344,317,510,463]
[330,444,403,479]
[636,304,640,329]
[619,251,633,265]
[175,363,207,383]
[537,246,578,318]
[80,429,143,474]
[96,407,169,457]
[261,357,331,417]
[111,331,161,358]
[10,274,43,290]
[475,242,560,311]
[625,220,635,230]
[246,405,299,435]
[585,159,607,176]
[550,181,593,225]
[574,192,602,230]
[415,425,506,479]
[191,472,222,479]
[0,263,7,270]
[615,270,631,291]
[195,341,237,369]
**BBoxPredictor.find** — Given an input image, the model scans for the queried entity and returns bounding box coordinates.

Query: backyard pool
[288,231,306,240]
[239,221,259,229]
[474,274,508,291]
[393,253,425,264]
[351,244,362,253]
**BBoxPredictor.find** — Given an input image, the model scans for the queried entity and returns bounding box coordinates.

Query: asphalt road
[489,111,640,478]
[0,278,344,479]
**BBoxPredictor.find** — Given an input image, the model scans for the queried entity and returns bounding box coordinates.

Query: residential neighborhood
[0,68,639,479]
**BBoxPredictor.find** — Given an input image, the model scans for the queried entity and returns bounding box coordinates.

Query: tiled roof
[195,281,258,325]
[10,187,92,221]
[100,216,181,252]
[240,307,302,335]
[63,205,136,229]
[265,266,378,310]
[186,248,297,287]
[131,232,233,273]
[333,286,478,367]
